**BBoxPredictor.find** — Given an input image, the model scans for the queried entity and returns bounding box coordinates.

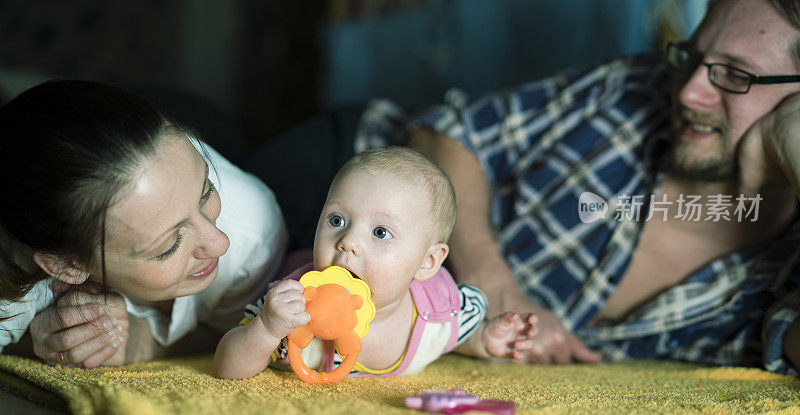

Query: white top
[0,140,287,350]
[0,279,55,353]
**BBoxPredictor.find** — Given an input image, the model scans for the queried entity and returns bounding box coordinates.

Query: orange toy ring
[287,339,359,384]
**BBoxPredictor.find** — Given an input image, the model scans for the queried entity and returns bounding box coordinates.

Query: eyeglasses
[666,41,800,94]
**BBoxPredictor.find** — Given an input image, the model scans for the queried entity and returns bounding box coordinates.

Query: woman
[0,80,286,367]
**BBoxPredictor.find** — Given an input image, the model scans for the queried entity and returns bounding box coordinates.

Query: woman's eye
[155,235,182,261]
[329,215,345,227]
[372,227,393,240]
[200,180,215,205]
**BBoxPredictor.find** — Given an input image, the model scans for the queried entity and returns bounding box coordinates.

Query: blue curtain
[321,0,705,107]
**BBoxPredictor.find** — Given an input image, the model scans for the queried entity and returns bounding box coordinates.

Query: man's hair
[708,0,800,66]
[336,146,457,243]
[769,0,800,67]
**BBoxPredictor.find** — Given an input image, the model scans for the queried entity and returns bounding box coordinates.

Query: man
[352,0,800,374]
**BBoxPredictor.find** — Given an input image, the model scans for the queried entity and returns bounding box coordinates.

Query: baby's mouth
[334,263,362,280]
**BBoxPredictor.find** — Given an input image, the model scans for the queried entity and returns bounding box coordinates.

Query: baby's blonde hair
[334,146,456,243]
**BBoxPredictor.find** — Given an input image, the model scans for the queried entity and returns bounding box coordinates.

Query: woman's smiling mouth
[188,258,219,280]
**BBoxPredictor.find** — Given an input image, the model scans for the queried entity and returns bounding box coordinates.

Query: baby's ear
[414,242,449,282]
[32,252,90,285]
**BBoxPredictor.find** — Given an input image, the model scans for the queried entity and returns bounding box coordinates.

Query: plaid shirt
[354,56,800,376]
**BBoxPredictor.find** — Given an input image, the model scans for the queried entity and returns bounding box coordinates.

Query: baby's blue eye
[372,227,393,239]
[329,215,345,227]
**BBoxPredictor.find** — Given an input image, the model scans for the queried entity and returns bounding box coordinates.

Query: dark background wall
[0,0,705,153]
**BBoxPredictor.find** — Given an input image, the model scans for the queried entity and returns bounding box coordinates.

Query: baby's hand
[259,280,311,340]
[483,312,537,361]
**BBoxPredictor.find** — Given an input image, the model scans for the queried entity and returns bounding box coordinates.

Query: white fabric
[0,140,286,350]
[0,279,55,353]
[399,320,454,376]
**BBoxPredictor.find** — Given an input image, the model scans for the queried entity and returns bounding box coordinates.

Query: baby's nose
[336,232,361,256]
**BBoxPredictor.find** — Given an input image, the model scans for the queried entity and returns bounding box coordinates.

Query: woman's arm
[124,317,164,362]
[25,289,128,367]
[18,286,224,367]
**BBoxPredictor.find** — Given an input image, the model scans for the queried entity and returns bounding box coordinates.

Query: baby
[214,146,536,379]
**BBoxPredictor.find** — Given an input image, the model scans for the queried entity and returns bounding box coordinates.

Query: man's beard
[662,137,736,181]
[664,109,736,182]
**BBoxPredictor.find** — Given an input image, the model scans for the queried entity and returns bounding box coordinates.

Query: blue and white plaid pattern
[354,56,800,375]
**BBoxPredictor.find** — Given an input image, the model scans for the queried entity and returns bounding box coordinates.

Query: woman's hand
[29,282,128,368]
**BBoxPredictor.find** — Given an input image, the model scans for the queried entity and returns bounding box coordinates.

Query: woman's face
[96,136,230,302]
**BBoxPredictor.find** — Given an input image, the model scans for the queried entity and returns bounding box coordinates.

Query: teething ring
[287,338,358,384]
[287,266,375,384]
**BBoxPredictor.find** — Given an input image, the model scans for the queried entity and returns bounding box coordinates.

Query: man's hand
[29,282,128,368]
[737,92,800,194]
[497,287,602,364]
[464,264,602,365]
[521,306,602,364]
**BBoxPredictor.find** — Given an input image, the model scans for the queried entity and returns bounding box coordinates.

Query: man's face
[666,0,800,181]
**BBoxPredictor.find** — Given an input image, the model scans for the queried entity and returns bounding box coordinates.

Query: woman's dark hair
[0,80,181,304]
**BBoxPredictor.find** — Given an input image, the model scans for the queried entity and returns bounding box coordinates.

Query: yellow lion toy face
[298,266,375,338]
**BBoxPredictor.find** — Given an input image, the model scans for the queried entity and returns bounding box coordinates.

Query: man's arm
[785,317,800,371]
[738,93,800,374]
[409,128,601,364]
[409,128,526,316]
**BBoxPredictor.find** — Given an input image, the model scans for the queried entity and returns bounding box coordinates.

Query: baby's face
[313,169,436,309]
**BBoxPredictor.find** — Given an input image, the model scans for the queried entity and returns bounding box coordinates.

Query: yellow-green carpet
[0,354,798,414]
